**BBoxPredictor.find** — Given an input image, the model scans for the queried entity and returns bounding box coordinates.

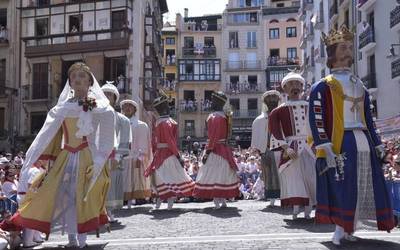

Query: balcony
[303,0,313,11]
[179,100,213,113]
[313,15,324,30]
[357,0,376,12]
[225,82,262,95]
[165,56,176,66]
[329,1,338,22]
[299,9,306,21]
[299,35,307,49]
[232,109,259,119]
[390,6,400,32]
[361,73,377,89]
[225,60,262,71]
[183,22,221,32]
[0,28,9,47]
[339,0,350,9]
[182,46,216,58]
[314,46,326,64]
[22,84,53,103]
[22,28,131,58]
[392,58,400,81]
[227,13,259,26]
[305,26,314,41]
[140,77,167,110]
[160,80,176,94]
[266,57,300,67]
[358,26,376,53]
[263,6,300,16]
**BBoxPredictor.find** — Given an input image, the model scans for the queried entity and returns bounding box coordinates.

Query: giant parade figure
[12,62,115,248]
[308,26,395,245]
[268,72,316,219]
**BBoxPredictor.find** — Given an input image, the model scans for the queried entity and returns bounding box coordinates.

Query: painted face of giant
[69,69,92,99]
[283,80,303,100]
[333,41,353,69]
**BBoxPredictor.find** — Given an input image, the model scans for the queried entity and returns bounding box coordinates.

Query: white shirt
[2,180,18,198]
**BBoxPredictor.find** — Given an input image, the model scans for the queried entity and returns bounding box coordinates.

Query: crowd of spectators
[180,99,212,112]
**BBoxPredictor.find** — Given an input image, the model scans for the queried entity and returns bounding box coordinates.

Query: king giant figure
[308,26,395,245]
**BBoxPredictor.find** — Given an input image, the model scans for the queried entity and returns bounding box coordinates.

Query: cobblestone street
[38,200,400,249]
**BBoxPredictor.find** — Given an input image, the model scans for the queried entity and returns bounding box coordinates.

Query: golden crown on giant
[321,26,354,47]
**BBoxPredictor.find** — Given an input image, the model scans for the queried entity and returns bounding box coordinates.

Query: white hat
[120,99,138,109]
[101,82,120,103]
[281,72,305,89]
[262,90,281,100]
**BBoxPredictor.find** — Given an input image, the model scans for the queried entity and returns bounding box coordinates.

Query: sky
[164,0,228,23]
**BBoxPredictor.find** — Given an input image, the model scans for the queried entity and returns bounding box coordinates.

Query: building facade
[358,0,400,119]
[175,11,222,148]
[0,0,19,151]
[263,0,301,92]
[16,0,167,149]
[222,0,265,147]
[161,22,177,116]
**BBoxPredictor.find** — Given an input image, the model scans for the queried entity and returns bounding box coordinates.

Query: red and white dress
[145,116,194,200]
[268,100,316,207]
[193,112,240,199]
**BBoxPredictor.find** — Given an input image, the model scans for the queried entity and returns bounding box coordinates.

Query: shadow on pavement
[191,207,242,218]
[321,238,400,250]
[39,243,108,249]
[149,208,193,220]
[282,218,335,233]
[260,206,293,216]
[114,206,153,217]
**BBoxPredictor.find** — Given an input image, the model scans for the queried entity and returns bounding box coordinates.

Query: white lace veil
[57,73,109,109]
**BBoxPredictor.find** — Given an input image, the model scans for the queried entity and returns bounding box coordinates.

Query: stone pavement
[36,200,400,249]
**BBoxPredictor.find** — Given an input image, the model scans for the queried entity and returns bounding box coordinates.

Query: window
[270,49,280,57]
[184,37,194,48]
[287,48,297,59]
[246,52,257,68]
[229,99,240,110]
[358,11,362,24]
[104,57,126,90]
[228,12,258,24]
[184,120,195,136]
[30,112,47,135]
[248,98,258,112]
[112,10,127,39]
[204,37,214,47]
[0,9,6,27]
[229,32,239,48]
[32,63,48,99]
[321,69,326,78]
[286,27,297,38]
[248,75,258,90]
[0,59,5,96]
[277,3,284,7]
[166,73,175,82]
[204,90,213,101]
[165,37,175,45]
[37,0,50,7]
[69,14,82,32]
[35,18,49,36]
[269,28,279,39]
[247,31,256,48]
[183,90,195,101]
[179,59,221,81]
[166,49,176,64]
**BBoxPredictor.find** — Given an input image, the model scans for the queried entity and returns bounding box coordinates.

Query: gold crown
[321,26,354,47]
[68,62,91,76]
